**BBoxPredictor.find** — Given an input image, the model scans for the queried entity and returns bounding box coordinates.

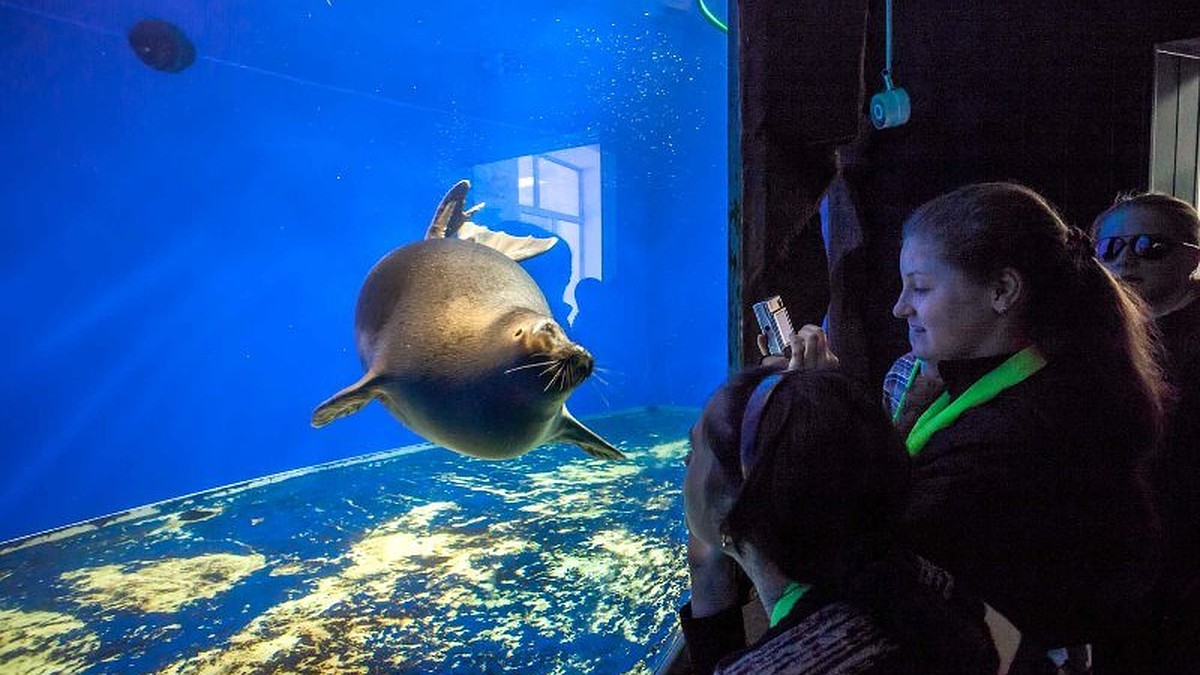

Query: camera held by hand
[752,296,795,356]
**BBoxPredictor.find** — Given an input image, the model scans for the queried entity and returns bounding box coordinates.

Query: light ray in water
[0,0,121,37]
[0,0,559,135]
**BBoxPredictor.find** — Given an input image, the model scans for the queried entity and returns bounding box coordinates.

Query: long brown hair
[903,181,1168,445]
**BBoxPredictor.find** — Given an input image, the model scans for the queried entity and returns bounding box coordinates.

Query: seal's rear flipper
[424,180,557,261]
[425,180,473,240]
[555,408,626,460]
[311,374,383,428]
[457,222,558,261]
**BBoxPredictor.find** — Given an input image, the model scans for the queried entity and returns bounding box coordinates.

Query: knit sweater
[679,554,997,675]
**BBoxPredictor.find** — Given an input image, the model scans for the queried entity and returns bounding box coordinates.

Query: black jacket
[1154,298,1200,600]
[903,354,1160,649]
[1147,299,1200,674]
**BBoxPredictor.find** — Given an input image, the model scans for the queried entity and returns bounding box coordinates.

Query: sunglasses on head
[739,373,783,478]
[1094,233,1200,262]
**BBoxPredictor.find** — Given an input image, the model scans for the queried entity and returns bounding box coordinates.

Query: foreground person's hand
[786,324,840,371]
[757,325,840,370]
[756,333,790,369]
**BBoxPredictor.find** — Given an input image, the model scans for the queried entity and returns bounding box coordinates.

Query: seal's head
[502,311,594,398]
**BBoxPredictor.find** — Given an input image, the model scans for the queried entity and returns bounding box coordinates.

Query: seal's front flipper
[555,408,626,460]
[311,374,383,428]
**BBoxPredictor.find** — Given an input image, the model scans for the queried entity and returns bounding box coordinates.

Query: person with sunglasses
[1091,192,1200,674]
[680,366,998,674]
[772,183,1166,673]
[1091,193,1200,320]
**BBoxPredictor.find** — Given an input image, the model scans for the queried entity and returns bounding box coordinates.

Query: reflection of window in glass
[522,213,553,229]
[474,145,602,323]
[535,157,580,217]
[518,156,534,206]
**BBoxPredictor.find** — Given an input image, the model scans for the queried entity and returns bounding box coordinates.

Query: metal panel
[1174,57,1200,204]
[1152,52,1181,194]
[1158,38,1200,59]
[1152,53,1180,193]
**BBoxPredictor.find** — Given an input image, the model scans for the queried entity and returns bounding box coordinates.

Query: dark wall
[732,0,866,368]
[740,0,1200,386]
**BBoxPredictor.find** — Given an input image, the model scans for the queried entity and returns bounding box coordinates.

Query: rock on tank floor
[0,407,696,674]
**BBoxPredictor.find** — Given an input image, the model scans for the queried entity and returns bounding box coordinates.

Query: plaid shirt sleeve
[882,351,921,418]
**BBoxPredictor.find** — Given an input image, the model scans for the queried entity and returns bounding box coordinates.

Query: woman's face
[1093,205,1200,318]
[893,235,1005,362]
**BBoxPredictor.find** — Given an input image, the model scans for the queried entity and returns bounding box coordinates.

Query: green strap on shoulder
[905,346,1047,455]
[769,581,812,628]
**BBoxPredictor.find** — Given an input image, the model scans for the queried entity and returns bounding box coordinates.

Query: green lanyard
[905,346,1047,455]
[769,581,812,628]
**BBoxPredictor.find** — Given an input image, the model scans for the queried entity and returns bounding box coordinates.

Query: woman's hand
[686,532,740,618]
[757,324,840,371]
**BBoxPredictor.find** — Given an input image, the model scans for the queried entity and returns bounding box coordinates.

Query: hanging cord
[881,0,896,90]
[697,0,728,33]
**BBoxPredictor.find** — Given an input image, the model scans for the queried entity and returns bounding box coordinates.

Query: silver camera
[752,296,795,356]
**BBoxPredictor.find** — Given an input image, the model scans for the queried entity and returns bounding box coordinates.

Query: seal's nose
[565,346,595,383]
[568,345,593,369]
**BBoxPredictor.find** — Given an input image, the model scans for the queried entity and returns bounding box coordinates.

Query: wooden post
[730,0,869,368]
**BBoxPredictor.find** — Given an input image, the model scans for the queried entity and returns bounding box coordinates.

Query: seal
[312,180,624,461]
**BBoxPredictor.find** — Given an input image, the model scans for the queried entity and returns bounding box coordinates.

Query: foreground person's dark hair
[698,367,997,672]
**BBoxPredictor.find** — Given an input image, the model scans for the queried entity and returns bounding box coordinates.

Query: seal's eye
[514,328,524,338]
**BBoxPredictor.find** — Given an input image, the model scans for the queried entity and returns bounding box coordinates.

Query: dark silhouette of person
[565,276,621,414]
[494,219,574,327]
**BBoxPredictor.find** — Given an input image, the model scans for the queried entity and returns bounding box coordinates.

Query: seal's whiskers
[504,360,557,374]
[543,362,566,392]
[515,351,589,392]
[587,379,613,408]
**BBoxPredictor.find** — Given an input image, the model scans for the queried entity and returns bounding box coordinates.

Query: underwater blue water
[0,0,729,542]
[0,409,696,673]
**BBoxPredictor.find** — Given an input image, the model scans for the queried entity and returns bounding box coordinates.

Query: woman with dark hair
[680,366,997,674]
[781,182,1167,672]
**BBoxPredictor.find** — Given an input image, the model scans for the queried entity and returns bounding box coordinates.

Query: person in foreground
[679,366,998,674]
[784,182,1166,673]
[1092,192,1200,673]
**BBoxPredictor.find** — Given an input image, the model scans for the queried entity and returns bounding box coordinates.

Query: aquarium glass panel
[0,1,729,672]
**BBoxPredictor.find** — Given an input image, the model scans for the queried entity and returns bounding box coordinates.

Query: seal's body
[313,181,623,461]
